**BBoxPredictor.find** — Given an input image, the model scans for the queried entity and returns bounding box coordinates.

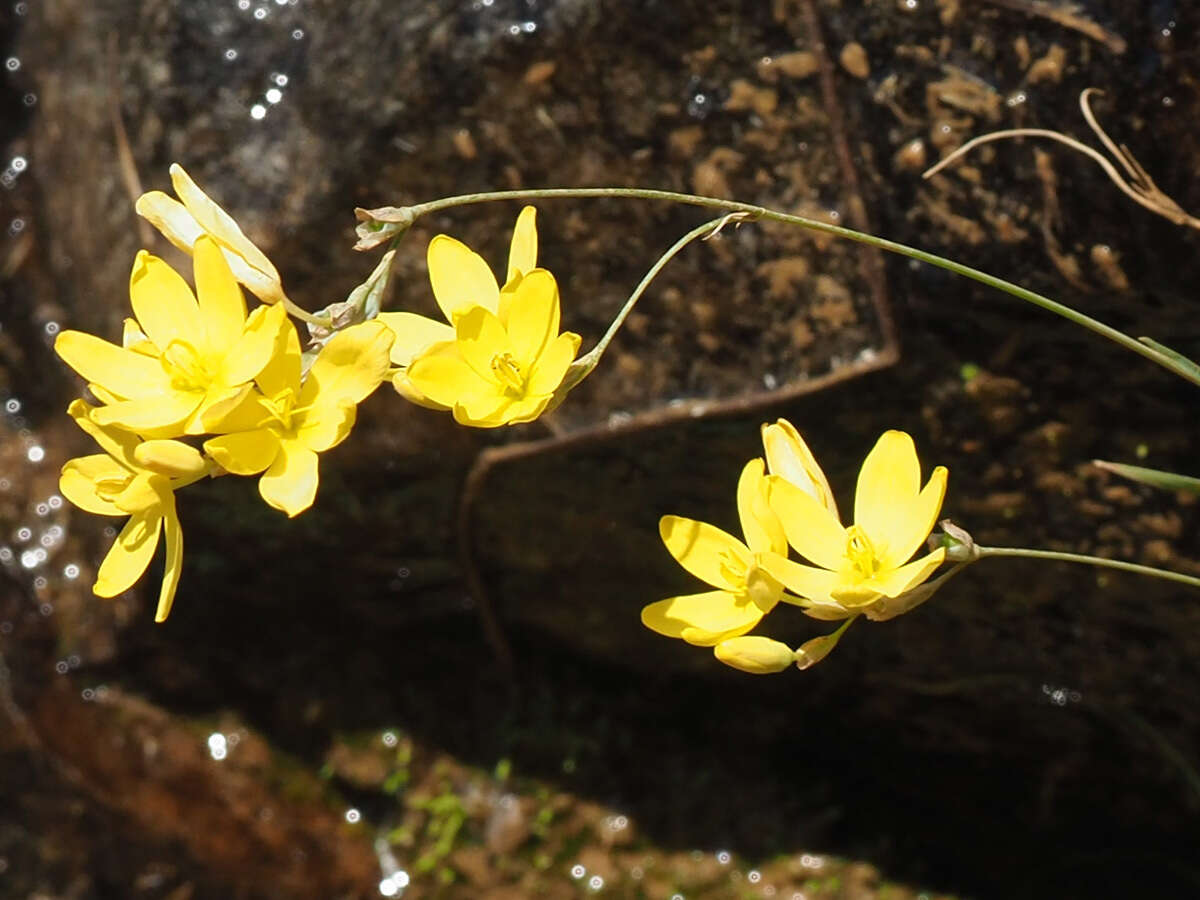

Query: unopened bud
[714,635,795,674]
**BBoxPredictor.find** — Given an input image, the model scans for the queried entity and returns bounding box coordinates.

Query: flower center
[490,352,526,394]
[260,388,299,431]
[94,473,132,502]
[843,525,883,579]
[161,340,212,392]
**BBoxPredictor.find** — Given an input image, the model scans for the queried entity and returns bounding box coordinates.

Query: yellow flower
[761,418,838,517]
[135,163,287,305]
[713,635,796,674]
[379,206,566,415]
[760,430,948,617]
[54,237,287,438]
[202,318,393,517]
[641,459,790,645]
[59,400,208,622]
[403,270,581,427]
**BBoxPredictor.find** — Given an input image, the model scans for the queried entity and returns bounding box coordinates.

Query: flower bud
[714,635,796,674]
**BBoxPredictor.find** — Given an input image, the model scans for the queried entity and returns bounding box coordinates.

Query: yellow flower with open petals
[641,458,790,646]
[202,319,393,517]
[760,430,948,618]
[403,269,581,427]
[135,163,287,305]
[379,206,543,407]
[54,237,287,438]
[60,400,208,622]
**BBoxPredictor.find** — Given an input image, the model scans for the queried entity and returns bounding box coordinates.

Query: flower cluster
[377,208,582,427]
[642,420,948,673]
[55,167,394,621]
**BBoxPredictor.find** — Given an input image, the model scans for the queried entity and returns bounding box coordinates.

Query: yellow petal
[452,393,514,427]
[154,501,184,622]
[659,515,749,592]
[491,393,549,426]
[90,391,201,435]
[391,370,450,410]
[761,419,838,518]
[757,551,839,605]
[66,399,139,466]
[505,268,559,365]
[454,305,512,382]
[297,401,356,452]
[859,547,946,600]
[506,206,538,283]
[640,590,762,646]
[60,455,128,516]
[134,190,204,255]
[169,163,282,298]
[219,302,288,387]
[203,428,281,475]
[94,510,162,598]
[55,331,172,399]
[258,440,319,517]
[736,458,786,555]
[200,386,268,434]
[192,383,254,435]
[714,636,795,674]
[855,430,921,545]
[427,234,499,321]
[129,250,202,352]
[113,471,167,515]
[133,439,207,479]
[377,312,454,367]
[526,331,580,397]
[193,235,247,354]
[877,466,949,570]
[764,475,847,570]
[121,318,157,356]
[299,320,393,409]
[255,315,302,398]
[407,350,489,409]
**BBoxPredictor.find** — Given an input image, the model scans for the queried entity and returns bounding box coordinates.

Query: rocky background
[2,0,1200,898]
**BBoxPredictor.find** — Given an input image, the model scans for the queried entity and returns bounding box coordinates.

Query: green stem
[403,188,1199,386]
[570,214,742,377]
[283,296,333,330]
[977,545,1200,590]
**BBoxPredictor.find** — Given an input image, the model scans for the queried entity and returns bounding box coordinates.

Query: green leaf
[1093,459,1200,495]
[1137,336,1200,386]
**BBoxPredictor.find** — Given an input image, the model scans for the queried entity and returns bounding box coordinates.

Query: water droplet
[0,621,10,633]
[508,24,521,35]
[570,864,586,879]
[236,0,250,9]
[250,104,267,120]
[14,3,28,15]
[32,575,46,589]
[717,850,731,864]
[16,527,31,542]
[748,870,762,883]
[8,218,24,235]
[44,321,59,335]
[265,88,283,104]
[382,730,398,747]
[10,156,25,172]
[55,660,69,674]
[81,687,95,700]
[26,445,44,463]
[291,28,304,39]
[273,73,289,86]
[208,732,228,760]
[21,92,36,106]
[0,548,10,563]
[588,874,604,890]
[5,57,20,72]
[5,398,21,413]
[63,563,79,579]
[48,495,62,509]
[224,48,239,61]
[253,6,268,20]
[344,807,361,823]
[1163,96,1175,107]
[522,20,536,32]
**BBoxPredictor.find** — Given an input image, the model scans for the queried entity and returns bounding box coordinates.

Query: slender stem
[572,214,741,373]
[282,296,333,329]
[977,545,1200,590]
[403,187,1199,386]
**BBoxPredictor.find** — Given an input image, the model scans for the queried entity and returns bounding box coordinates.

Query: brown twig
[106,33,154,248]
[923,89,1200,231]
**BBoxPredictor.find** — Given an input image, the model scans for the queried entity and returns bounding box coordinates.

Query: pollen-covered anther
[843,524,883,578]
[490,352,526,393]
[160,340,211,391]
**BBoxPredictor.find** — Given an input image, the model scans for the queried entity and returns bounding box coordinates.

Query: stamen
[490,352,526,394]
[843,525,881,578]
